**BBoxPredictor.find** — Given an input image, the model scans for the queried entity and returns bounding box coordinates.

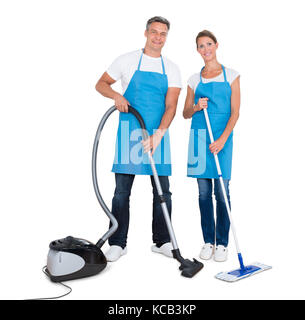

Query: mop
[203,108,271,282]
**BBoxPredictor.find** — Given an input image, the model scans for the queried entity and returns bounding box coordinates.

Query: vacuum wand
[128,106,203,278]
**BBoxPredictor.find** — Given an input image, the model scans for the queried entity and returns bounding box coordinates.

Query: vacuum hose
[93,106,117,248]
[93,105,148,248]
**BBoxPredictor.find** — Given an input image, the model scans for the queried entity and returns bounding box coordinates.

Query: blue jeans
[109,173,172,249]
[197,178,231,247]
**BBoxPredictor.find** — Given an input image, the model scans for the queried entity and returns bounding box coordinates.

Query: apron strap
[137,50,144,70]
[200,66,205,83]
[138,49,166,74]
[222,65,228,82]
[160,55,166,74]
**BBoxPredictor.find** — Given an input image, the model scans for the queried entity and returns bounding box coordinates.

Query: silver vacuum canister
[46,236,107,282]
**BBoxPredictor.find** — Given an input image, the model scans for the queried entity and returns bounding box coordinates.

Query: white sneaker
[105,245,127,262]
[214,245,228,262]
[199,243,214,260]
[151,242,173,258]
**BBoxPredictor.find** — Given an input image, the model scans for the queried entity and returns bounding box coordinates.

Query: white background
[1,0,304,300]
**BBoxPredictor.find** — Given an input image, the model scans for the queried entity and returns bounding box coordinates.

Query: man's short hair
[146,16,170,31]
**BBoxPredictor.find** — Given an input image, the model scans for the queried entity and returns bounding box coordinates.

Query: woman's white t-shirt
[187,67,240,92]
[107,49,182,94]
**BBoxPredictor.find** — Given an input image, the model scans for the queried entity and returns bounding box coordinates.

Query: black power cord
[25,266,72,300]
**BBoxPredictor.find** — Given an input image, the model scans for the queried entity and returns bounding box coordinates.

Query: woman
[183,30,240,262]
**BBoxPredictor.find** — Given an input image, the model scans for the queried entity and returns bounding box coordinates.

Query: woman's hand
[141,130,163,155]
[209,137,226,155]
[193,97,208,112]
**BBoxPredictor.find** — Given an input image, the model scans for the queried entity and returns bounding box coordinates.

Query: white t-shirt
[107,49,182,94]
[187,67,240,92]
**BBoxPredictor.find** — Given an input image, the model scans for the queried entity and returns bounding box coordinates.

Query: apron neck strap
[160,55,166,74]
[221,65,227,82]
[137,49,165,74]
[200,66,205,83]
[137,50,144,70]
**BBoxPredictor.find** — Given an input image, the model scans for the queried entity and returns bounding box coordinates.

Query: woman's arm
[183,86,208,119]
[183,86,195,119]
[209,76,241,154]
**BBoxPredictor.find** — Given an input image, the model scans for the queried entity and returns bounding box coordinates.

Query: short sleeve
[187,73,200,91]
[165,61,182,88]
[225,68,240,85]
[106,55,124,81]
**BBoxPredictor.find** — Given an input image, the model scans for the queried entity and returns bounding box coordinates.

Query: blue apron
[112,50,171,176]
[187,65,233,179]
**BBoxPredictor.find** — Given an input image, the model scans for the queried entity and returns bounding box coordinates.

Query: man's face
[144,22,168,51]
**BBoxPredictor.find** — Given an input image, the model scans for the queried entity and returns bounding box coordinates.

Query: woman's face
[197,36,218,62]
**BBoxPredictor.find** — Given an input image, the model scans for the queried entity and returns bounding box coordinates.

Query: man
[95,16,181,262]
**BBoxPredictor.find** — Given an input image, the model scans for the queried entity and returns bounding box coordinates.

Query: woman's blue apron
[187,65,233,179]
[112,50,171,176]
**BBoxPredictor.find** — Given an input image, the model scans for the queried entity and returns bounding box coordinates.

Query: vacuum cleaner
[45,106,203,282]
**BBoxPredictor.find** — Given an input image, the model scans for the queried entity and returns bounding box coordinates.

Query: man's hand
[141,130,164,155]
[95,72,130,112]
[114,93,129,113]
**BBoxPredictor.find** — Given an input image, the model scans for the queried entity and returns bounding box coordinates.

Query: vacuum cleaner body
[46,236,107,282]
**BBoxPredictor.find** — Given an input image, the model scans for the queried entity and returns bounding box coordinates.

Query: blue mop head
[215,262,272,282]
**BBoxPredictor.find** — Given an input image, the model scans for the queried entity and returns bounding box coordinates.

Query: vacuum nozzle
[179,258,204,278]
[172,249,204,278]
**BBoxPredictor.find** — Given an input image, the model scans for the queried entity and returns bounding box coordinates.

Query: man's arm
[95,72,129,112]
[159,87,181,133]
[142,87,181,154]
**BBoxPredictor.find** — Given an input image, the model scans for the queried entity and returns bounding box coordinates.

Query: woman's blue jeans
[108,173,172,249]
[197,178,231,247]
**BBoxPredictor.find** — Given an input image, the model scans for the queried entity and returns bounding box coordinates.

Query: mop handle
[203,108,242,257]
